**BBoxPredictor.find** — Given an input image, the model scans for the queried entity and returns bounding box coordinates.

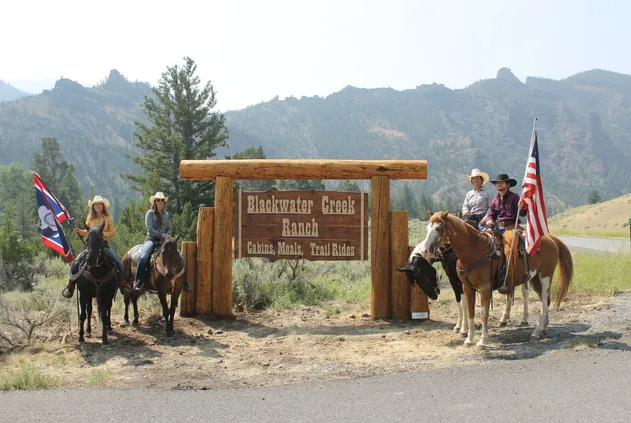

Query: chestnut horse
[419,210,573,348]
[120,236,185,336]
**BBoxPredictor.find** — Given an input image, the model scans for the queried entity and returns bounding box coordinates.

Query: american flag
[521,127,549,255]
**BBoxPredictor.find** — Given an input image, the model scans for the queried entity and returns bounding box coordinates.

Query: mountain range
[1,67,630,212]
[0,80,29,102]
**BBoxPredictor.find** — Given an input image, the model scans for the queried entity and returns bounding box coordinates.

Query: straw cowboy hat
[467,168,490,185]
[88,195,110,208]
[490,173,517,187]
[149,191,168,205]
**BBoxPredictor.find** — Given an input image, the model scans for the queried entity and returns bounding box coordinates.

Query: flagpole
[503,118,537,291]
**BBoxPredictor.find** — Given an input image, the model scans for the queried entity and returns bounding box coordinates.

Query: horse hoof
[531,333,540,341]
[132,320,139,327]
[453,327,461,333]
[499,321,508,327]
[459,331,467,338]
[463,339,473,347]
[541,330,547,337]
[476,342,486,350]
[520,321,529,326]
[120,322,129,328]
[102,340,109,345]
[78,337,85,343]
[85,333,92,338]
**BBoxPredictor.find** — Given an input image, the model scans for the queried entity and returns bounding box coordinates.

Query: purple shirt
[488,190,526,225]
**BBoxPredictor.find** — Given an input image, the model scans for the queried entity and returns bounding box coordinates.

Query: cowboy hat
[467,168,489,185]
[490,173,517,187]
[88,195,110,208]
[149,191,168,205]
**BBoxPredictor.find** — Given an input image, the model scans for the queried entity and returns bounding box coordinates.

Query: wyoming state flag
[33,173,74,263]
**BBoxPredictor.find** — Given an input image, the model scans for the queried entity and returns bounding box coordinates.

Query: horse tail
[548,234,574,310]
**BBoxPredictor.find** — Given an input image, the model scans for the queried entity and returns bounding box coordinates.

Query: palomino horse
[419,210,573,348]
[120,236,185,336]
[73,222,119,344]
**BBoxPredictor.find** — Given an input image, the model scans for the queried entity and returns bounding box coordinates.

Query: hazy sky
[2,0,630,111]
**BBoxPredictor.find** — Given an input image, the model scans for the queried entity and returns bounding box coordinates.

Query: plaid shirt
[488,190,527,225]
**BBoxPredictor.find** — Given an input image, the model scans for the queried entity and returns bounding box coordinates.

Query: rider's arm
[145,210,161,239]
[103,216,115,240]
[164,212,173,236]
[462,191,470,216]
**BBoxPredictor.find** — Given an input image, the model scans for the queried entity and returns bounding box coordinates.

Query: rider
[62,195,124,298]
[461,168,492,230]
[133,192,192,292]
[480,174,527,294]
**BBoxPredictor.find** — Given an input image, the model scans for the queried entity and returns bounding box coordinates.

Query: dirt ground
[3,283,631,391]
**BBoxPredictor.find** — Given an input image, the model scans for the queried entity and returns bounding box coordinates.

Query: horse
[397,241,467,332]
[73,222,119,344]
[418,210,573,348]
[120,236,185,336]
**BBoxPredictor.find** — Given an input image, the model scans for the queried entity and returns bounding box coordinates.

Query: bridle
[153,242,185,285]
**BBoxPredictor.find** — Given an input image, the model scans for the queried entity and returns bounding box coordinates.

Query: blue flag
[33,173,74,262]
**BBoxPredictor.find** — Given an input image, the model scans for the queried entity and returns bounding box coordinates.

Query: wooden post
[409,245,430,320]
[390,211,410,320]
[179,241,197,316]
[371,175,391,320]
[196,207,214,314]
[212,177,234,317]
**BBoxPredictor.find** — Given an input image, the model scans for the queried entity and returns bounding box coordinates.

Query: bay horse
[73,222,119,344]
[120,236,185,336]
[419,210,573,348]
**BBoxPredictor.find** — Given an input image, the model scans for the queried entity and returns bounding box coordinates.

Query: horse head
[156,235,182,281]
[86,221,106,267]
[396,247,440,300]
[418,209,451,260]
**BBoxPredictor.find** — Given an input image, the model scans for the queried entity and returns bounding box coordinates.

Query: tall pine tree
[123,56,229,229]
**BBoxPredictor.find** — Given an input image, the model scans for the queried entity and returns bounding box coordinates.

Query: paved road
[2,348,630,423]
[558,235,630,255]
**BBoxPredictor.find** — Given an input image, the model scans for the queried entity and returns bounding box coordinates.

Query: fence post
[212,177,234,317]
[390,211,410,320]
[371,175,391,319]
[196,207,214,314]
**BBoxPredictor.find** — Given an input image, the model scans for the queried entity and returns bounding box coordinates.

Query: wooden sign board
[234,189,368,261]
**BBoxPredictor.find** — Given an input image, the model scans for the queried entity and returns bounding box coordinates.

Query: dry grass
[549,193,631,238]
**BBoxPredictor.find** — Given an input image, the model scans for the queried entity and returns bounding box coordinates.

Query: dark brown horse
[120,236,185,336]
[419,210,573,348]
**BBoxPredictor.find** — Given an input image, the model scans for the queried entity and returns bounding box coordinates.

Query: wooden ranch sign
[234,189,368,261]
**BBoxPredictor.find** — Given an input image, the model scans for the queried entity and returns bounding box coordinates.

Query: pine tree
[230,147,275,192]
[122,56,229,216]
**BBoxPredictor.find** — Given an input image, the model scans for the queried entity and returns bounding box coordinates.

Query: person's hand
[518,200,524,210]
[480,219,487,226]
[486,219,494,227]
[161,233,170,239]
[73,228,80,234]
[463,211,469,217]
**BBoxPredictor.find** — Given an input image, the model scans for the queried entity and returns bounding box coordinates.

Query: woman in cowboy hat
[461,168,492,230]
[62,195,124,298]
[133,192,192,292]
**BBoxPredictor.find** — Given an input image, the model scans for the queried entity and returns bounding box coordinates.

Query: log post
[212,177,234,317]
[409,246,430,320]
[196,207,214,314]
[390,211,410,320]
[371,175,391,319]
[179,241,197,316]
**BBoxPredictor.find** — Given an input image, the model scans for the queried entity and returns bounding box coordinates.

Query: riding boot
[182,277,193,292]
[62,280,76,299]
[133,278,144,292]
[498,252,512,294]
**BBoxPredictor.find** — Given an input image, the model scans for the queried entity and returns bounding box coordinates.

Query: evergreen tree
[123,56,229,217]
[276,180,326,191]
[587,189,602,204]
[336,181,361,192]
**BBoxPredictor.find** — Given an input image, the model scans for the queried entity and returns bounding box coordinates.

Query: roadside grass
[0,361,59,391]
[569,252,631,296]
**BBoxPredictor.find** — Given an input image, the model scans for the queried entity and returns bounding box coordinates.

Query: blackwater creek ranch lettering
[235,190,368,261]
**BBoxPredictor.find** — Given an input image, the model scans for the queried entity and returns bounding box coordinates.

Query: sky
[2,0,630,112]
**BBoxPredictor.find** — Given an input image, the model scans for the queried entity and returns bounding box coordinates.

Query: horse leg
[500,292,513,327]
[454,299,464,334]
[86,299,93,338]
[78,294,87,343]
[131,293,140,326]
[158,291,170,336]
[166,289,181,337]
[102,295,114,344]
[122,293,130,326]
[477,289,492,349]
[531,274,551,340]
[97,296,108,345]
[521,280,530,326]
[463,285,476,347]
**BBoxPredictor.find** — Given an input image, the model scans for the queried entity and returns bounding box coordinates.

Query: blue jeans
[135,239,157,284]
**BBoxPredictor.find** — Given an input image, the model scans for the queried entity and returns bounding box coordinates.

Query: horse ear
[427,209,434,217]
[440,210,450,219]
[99,221,106,231]
[173,234,180,243]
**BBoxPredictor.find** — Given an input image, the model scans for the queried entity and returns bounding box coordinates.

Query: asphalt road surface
[2,348,630,423]
[559,235,630,255]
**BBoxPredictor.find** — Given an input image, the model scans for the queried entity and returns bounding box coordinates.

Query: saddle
[127,243,161,266]
[490,228,531,290]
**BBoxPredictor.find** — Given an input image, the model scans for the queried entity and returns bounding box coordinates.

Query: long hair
[151,202,163,227]
[88,203,110,219]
